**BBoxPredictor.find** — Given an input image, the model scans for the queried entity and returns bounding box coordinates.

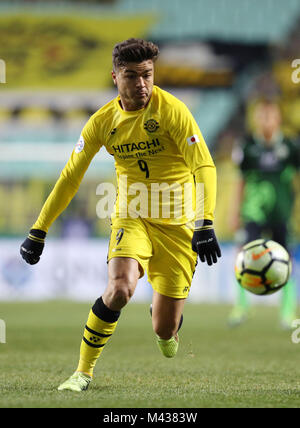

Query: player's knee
[107,276,136,307]
[112,283,133,304]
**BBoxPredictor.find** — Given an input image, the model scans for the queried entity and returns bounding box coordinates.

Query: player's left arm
[170,102,221,265]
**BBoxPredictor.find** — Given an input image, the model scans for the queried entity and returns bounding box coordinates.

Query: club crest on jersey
[144,119,159,133]
[75,135,85,153]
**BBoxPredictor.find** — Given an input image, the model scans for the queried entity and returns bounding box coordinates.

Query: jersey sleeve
[32,114,103,232]
[169,101,216,222]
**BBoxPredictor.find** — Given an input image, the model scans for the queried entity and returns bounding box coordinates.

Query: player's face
[112,60,154,111]
[254,104,281,140]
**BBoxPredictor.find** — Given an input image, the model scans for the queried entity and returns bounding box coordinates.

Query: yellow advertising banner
[0,13,155,89]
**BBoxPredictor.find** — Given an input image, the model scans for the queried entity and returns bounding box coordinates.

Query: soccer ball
[235,239,292,295]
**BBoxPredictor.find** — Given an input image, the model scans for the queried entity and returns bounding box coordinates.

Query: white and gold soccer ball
[235,239,292,295]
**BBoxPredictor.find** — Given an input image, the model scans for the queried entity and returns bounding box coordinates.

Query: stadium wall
[1,239,299,304]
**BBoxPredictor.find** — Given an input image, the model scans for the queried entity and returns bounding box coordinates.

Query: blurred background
[0,0,300,304]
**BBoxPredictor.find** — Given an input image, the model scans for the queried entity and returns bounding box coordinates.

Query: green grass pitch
[0,301,300,408]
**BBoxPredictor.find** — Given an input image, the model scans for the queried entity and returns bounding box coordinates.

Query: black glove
[192,221,221,266]
[20,229,46,265]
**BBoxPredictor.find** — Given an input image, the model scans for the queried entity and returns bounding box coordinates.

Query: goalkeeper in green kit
[228,99,300,328]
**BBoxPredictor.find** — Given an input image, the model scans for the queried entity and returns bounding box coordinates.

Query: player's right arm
[168,98,221,265]
[20,115,102,264]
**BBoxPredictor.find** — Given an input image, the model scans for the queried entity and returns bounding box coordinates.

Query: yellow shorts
[107,217,197,299]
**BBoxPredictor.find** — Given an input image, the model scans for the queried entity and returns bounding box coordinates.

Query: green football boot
[150,304,182,358]
[156,335,179,358]
[57,372,91,392]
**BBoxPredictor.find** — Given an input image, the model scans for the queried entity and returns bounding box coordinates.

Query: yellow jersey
[33,85,216,232]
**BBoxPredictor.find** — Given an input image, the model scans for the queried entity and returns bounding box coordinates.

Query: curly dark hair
[112,38,159,70]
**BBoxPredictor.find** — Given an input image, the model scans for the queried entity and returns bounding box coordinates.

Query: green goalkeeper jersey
[237,133,300,225]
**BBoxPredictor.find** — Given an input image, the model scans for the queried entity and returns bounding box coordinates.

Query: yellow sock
[76,297,120,377]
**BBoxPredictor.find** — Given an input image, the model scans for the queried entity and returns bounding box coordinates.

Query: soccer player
[20,38,221,391]
[228,99,300,328]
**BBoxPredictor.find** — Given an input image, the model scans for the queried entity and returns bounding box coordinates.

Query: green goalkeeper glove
[192,220,221,266]
[20,229,46,265]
